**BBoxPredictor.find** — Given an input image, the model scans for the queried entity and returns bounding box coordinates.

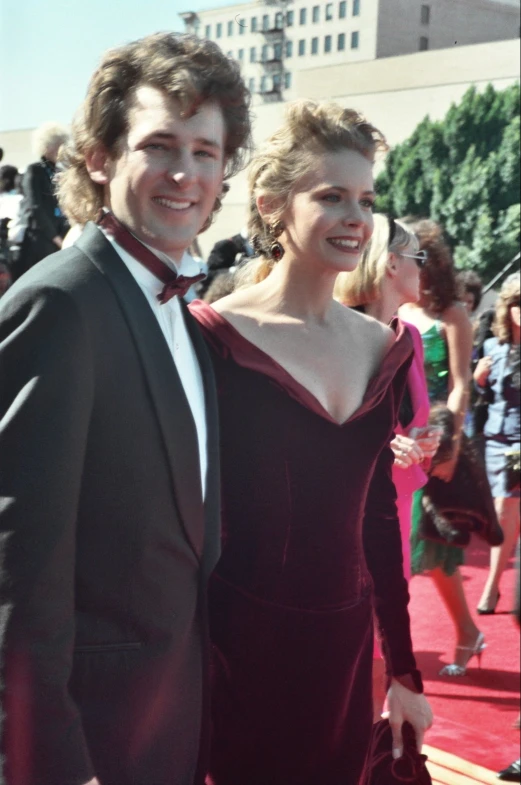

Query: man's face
[93,86,226,261]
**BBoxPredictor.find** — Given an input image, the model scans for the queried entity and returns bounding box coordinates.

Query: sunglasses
[386,216,427,268]
[399,250,428,268]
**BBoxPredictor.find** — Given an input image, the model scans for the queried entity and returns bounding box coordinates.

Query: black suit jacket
[0,223,220,785]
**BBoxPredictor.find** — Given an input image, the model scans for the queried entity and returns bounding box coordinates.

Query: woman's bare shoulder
[334,302,394,351]
[210,287,260,319]
[442,300,470,326]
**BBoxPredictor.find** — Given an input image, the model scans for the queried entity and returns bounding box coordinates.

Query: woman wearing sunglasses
[399,219,484,677]
[335,213,441,717]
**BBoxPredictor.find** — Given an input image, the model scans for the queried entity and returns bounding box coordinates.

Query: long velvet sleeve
[0,285,96,783]
[363,443,422,689]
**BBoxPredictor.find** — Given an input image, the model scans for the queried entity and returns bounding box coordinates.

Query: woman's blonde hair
[334,213,419,306]
[237,100,387,286]
[494,274,520,344]
[58,33,251,227]
[32,123,69,159]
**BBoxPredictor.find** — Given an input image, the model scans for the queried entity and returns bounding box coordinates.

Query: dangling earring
[268,221,285,261]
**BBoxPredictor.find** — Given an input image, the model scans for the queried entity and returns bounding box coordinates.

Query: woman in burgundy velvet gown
[191,101,432,785]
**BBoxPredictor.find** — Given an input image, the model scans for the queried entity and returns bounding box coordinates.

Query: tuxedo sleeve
[0,285,96,783]
[22,164,58,242]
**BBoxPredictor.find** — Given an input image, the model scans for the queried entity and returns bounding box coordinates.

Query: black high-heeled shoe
[497,758,521,781]
[477,590,500,615]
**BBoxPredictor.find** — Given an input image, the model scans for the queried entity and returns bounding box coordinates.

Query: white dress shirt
[101,227,207,500]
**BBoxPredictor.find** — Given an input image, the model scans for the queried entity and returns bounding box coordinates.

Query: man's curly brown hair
[58,33,252,229]
[400,218,458,314]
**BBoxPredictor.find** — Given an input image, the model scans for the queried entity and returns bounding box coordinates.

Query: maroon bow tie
[97,211,205,303]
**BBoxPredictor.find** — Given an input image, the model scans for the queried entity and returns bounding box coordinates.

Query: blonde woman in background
[335,214,441,718]
[191,101,432,785]
[400,219,483,676]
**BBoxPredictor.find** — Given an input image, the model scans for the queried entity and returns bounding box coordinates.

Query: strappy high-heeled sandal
[439,632,486,677]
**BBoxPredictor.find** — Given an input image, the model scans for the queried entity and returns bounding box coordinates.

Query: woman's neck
[254,254,338,323]
[512,322,520,345]
[365,285,403,326]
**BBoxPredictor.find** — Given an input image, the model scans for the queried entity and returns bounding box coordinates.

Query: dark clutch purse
[418,406,504,548]
[505,448,521,493]
[368,720,432,785]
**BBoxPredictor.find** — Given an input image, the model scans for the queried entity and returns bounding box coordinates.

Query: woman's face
[392,249,422,305]
[510,303,521,329]
[277,149,375,275]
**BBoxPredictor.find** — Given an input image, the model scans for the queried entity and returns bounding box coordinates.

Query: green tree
[375,83,520,281]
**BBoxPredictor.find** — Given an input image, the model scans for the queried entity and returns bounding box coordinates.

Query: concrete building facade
[179,0,520,102]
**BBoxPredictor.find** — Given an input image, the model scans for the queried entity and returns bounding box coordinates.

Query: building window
[275,11,284,28]
[226,50,233,57]
[204,24,211,37]
[261,43,269,61]
[227,20,233,36]
[298,38,306,55]
[312,5,320,23]
[250,46,256,62]
[353,0,360,16]
[419,36,429,50]
[284,72,292,89]
[262,14,269,30]
[260,75,267,92]
[238,48,244,60]
[311,36,319,54]
[338,32,345,50]
[216,22,222,38]
[274,42,282,59]
[326,2,333,20]
[324,34,332,52]
[286,39,293,57]
[251,16,257,31]
[286,10,294,26]
[339,1,346,18]
[351,30,359,48]
[239,23,245,35]
[273,73,282,89]
[299,7,307,24]
[249,77,255,93]
[421,4,430,24]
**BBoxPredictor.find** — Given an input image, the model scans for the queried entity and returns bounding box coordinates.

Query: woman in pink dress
[191,101,432,785]
[336,214,440,717]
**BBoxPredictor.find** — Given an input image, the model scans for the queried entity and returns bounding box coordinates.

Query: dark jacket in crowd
[13,158,69,281]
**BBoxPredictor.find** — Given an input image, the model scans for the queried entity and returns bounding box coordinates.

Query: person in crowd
[400,220,484,677]
[191,100,432,785]
[335,213,441,718]
[11,123,70,281]
[474,275,520,615]
[0,164,23,240]
[0,32,251,785]
[202,270,236,304]
[457,269,483,318]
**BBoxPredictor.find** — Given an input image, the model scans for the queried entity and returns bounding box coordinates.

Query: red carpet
[409,539,520,773]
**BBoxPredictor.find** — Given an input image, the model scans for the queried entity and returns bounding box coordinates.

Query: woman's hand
[391,434,424,469]
[385,678,433,759]
[409,426,443,461]
[474,355,493,388]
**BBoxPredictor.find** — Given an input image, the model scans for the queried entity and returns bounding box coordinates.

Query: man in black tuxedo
[0,33,250,785]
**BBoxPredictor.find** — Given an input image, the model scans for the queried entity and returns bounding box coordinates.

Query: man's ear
[85,144,111,185]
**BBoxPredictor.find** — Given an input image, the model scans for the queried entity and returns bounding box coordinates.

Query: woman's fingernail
[392,748,402,760]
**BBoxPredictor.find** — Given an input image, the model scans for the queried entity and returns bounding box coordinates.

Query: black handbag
[418,407,504,548]
[368,720,432,785]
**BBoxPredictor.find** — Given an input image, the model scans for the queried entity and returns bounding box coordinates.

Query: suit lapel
[181,299,221,578]
[76,223,205,559]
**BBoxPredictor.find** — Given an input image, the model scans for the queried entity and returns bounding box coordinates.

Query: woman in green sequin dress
[400,220,483,677]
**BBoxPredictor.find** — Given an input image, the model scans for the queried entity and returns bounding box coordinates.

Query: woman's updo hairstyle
[241,100,387,285]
